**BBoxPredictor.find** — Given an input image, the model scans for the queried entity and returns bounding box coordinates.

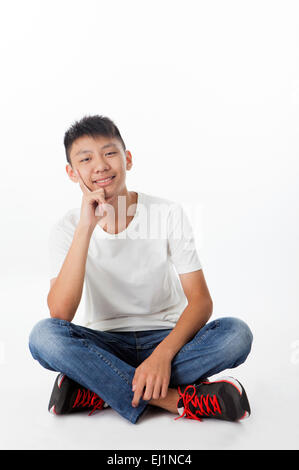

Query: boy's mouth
[93,175,116,187]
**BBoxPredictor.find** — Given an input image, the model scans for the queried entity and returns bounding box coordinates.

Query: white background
[0,0,298,450]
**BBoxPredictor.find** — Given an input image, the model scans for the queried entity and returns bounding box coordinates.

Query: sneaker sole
[49,405,57,415]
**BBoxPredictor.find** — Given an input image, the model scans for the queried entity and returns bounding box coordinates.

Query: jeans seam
[80,337,147,424]
[65,323,144,423]
[179,319,220,352]
[67,322,132,386]
[134,332,139,364]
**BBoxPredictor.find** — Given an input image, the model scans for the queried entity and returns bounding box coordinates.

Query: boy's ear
[125,150,133,170]
[66,164,78,183]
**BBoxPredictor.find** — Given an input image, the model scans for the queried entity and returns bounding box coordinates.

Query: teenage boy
[29,115,253,424]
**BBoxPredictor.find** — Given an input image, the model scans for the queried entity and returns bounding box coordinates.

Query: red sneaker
[176,376,250,422]
[48,373,108,416]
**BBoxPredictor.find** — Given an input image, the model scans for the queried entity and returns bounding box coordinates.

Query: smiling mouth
[93,176,116,185]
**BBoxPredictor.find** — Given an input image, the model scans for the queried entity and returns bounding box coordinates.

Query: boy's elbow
[48,309,75,322]
[47,298,75,322]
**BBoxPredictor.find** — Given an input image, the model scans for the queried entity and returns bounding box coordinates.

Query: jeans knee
[28,317,69,360]
[220,316,253,366]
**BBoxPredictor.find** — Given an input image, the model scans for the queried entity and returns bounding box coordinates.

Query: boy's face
[66,135,133,202]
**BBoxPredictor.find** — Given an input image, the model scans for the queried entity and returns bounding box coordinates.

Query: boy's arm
[47,168,107,321]
[154,269,213,357]
[47,224,94,321]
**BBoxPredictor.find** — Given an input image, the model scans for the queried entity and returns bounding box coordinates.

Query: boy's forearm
[47,223,94,321]
[153,299,213,360]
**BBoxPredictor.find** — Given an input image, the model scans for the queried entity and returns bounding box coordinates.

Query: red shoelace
[72,388,105,416]
[175,384,221,421]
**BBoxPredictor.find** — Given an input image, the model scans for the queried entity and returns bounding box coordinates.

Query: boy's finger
[143,381,154,401]
[161,380,169,399]
[132,375,137,392]
[152,380,162,400]
[75,169,91,193]
[94,188,107,204]
[132,382,145,407]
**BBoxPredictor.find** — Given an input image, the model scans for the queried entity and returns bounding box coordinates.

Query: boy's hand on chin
[75,168,108,230]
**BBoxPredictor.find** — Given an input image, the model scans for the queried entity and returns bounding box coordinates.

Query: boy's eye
[80,152,116,162]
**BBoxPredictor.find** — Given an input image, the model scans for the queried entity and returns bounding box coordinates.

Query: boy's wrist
[76,222,95,236]
[152,342,176,361]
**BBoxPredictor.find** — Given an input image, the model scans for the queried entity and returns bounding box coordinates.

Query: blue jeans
[28,316,253,424]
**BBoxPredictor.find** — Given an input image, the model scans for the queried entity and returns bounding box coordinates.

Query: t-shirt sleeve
[48,222,73,280]
[167,203,202,274]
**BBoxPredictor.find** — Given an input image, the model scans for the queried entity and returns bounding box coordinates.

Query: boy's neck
[98,190,138,234]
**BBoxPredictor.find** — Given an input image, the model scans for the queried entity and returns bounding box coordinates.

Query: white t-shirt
[48,191,202,332]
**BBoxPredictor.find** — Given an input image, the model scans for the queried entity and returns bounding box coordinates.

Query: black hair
[63,115,126,165]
